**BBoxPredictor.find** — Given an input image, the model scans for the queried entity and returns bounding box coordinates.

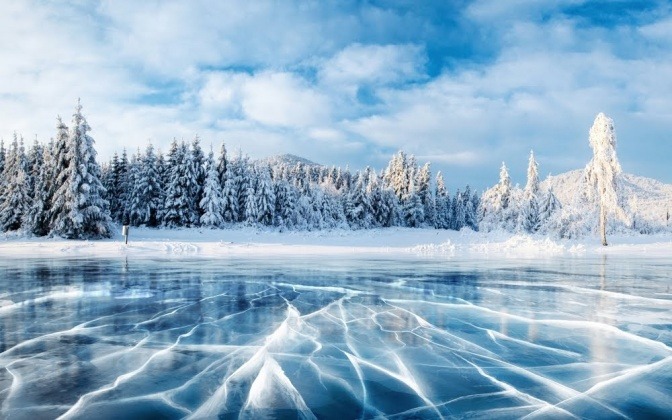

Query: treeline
[103,143,481,232]
[0,101,111,239]
[0,102,482,239]
[479,151,562,234]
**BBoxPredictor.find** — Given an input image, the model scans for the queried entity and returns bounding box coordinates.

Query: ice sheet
[0,256,670,418]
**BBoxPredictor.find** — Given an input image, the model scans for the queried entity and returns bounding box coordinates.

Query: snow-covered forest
[0,103,669,240]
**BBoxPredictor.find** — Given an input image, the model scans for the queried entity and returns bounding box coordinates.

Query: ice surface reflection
[0,256,670,419]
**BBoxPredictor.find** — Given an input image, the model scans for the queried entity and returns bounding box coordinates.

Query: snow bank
[1,226,671,259]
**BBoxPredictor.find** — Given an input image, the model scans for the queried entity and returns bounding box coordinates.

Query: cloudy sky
[1,0,671,190]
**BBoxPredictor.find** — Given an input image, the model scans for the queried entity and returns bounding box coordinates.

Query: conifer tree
[117,149,131,221]
[217,142,228,190]
[345,171,371,229]
[521,151,541,233]
[200,149,225,228]
[155,150,168,224]
[434,172,450,229]
[0,134,28,232]
[130,144,162,226]
[273,180,296,229]
[48,118,70,227]
[452,190,466,230]
[127,149,143,226]
[222,157,241,223]
[479,162,515,231]
[416,162,434,226]
[539,187,561,225]
[403,183,424,228]
[243,169,259,225]
[50,100,112,239]
[470,191,481,231]
[383,151,409,200]
[463,185,478,230]
[23,140,51,236]
[182,141,201,226]
[256,165,276,226]
[191,136,206,220]
[163,139,191,228]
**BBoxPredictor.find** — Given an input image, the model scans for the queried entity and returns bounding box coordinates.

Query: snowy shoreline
[1,227,671,260]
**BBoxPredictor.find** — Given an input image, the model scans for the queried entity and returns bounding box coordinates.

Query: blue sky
[1,0,671,190]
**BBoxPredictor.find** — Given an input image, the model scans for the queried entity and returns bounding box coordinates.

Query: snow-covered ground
[1,226,671,259]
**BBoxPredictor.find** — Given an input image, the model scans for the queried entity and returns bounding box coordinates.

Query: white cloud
[241,72,331,128]
[319,43,426,87]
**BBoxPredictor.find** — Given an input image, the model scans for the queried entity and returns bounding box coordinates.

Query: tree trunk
[600,203,608,246]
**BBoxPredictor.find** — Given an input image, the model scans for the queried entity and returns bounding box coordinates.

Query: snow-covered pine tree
[403,182,424,228]
[199,149,225,228]
[243,167,259,226]
[240,159,259,226]
[416,162,434,226]
[327,166,338,186]
[304,185,325,230]
[23,140,51,236]
[539,186,561,226]
[181,141,201,226]
[216,142,228,190]
[584,113,627,246]
[130,144,162,226]
[256,165,276,226]
[345,171,371,229]
[190,136,206,221]
[380,187,400,227]
[308,187,327,230]
[50,100,112,239]
[103,152,119,217]
[24,138,41,202]
[524,150,540,197]
[470,191,480,231]
[117,148,131,222]
[434,171,449,229]
[48,117,70,228]
[479,162,515,232]
[496,162,512,211]
[319,186,346,228]
[383,151,409,200]
[520,151,542,233]
[222,154,243,224]
[367,170,383,228]
[273,179,296,229]
[235,153,252,222]
[162,139,191,228]
[342,165,353,191]
[102,148,129,223]
[452,190,466,230]
[334,167,345,190]
[127,149,143,226]
[0,134,28,232]
[155,149,168,224]
[463,185,478,230]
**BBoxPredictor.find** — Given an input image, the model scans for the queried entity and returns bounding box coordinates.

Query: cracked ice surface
[0,256,671,419]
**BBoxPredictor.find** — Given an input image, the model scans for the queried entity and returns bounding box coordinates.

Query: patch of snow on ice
[408,241,456,256]
[469,235,567,257]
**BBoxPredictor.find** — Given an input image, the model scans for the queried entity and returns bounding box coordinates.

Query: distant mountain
[257,154,321,168]
[542,170,672,227]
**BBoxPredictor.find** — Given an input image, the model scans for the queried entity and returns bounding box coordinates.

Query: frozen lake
[0,255,670,419]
